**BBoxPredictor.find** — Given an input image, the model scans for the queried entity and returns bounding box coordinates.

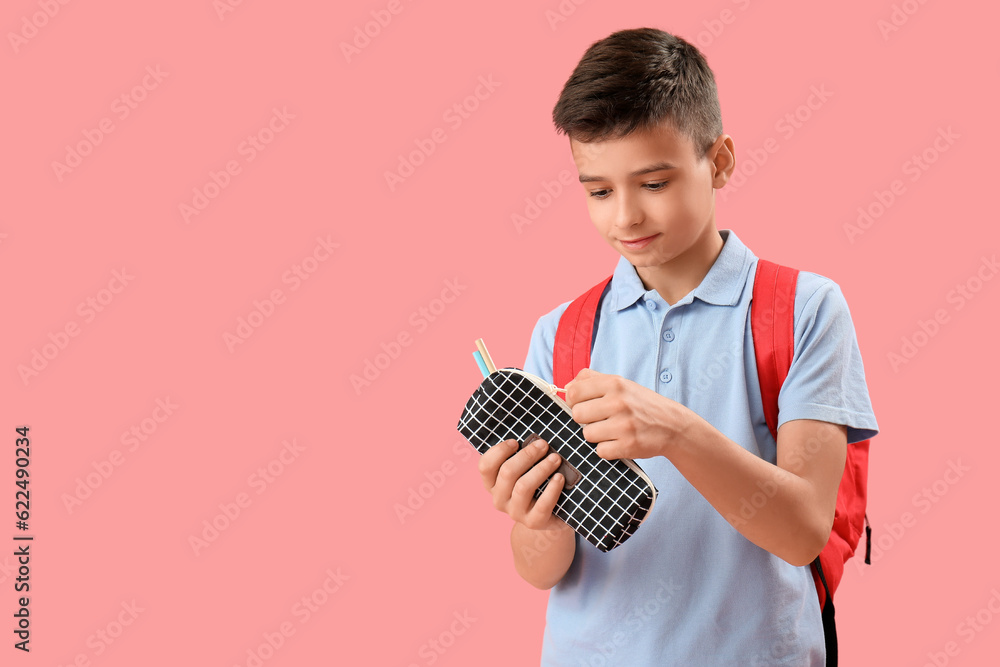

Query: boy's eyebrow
[578,161,679,183]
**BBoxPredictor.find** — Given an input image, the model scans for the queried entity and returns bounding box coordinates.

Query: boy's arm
[510,520,576,590]
[566,370,844,566]
[564,278,875,567]
[658,410,846,566]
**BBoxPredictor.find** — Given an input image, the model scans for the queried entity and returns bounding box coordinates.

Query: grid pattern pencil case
[457,367,657,552]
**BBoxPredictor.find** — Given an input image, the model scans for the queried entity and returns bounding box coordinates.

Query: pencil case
[457,367,657,552]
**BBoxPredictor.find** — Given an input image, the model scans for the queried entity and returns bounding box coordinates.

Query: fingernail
[521,433,542,450]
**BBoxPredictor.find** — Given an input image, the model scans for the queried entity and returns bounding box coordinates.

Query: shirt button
[645,299,657,310]
[662,329,675,342]
[659,369,672,383]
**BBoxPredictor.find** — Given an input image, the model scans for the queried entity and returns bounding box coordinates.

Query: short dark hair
[552,27,723,158]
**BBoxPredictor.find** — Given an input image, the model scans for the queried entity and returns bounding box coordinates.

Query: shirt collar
[608,229,755,311]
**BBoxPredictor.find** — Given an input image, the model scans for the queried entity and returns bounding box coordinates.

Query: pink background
[3,0,998,664]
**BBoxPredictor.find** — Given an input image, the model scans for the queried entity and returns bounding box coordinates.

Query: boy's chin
[619,252,662,267]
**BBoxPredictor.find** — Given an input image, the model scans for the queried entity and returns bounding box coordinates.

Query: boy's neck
[633,227,725,306]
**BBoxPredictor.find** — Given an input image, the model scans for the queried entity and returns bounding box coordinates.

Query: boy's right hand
[478,435,569,533]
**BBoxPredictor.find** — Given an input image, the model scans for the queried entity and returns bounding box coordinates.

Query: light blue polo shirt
[522,229,879,666]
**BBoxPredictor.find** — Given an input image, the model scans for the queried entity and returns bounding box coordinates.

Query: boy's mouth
[621,234,659,249]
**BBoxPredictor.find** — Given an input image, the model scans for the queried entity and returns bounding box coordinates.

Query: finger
[524,472,566,527]
[581,419,614,445]
[478,439,519,489]
[567,371,608,407]
[508,450,564,517]
[564,368,590,406]
[594,440,621,460]
[571,397,605,427]
[492,437,552,502]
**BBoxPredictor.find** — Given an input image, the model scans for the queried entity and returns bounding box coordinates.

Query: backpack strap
[751,259,799,440]
[552,276,612,389]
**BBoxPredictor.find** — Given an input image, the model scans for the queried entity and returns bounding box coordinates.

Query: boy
[476,27,878,665]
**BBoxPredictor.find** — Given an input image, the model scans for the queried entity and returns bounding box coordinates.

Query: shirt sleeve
[521,301,572,386]
[776,273,879,444]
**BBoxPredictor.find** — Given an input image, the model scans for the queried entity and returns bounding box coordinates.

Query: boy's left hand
[564,368,696,460]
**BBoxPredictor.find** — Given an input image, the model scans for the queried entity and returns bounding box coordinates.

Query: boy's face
[570,121,734,277]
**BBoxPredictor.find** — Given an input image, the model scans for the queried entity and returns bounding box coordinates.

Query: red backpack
[552,259,871,667]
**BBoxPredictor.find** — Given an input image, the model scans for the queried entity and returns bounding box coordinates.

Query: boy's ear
[708,134,736,188]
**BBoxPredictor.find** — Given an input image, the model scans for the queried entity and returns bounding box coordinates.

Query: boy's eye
[588,181,668,199]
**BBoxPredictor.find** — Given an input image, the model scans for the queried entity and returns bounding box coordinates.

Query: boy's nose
[612,196,644,229]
